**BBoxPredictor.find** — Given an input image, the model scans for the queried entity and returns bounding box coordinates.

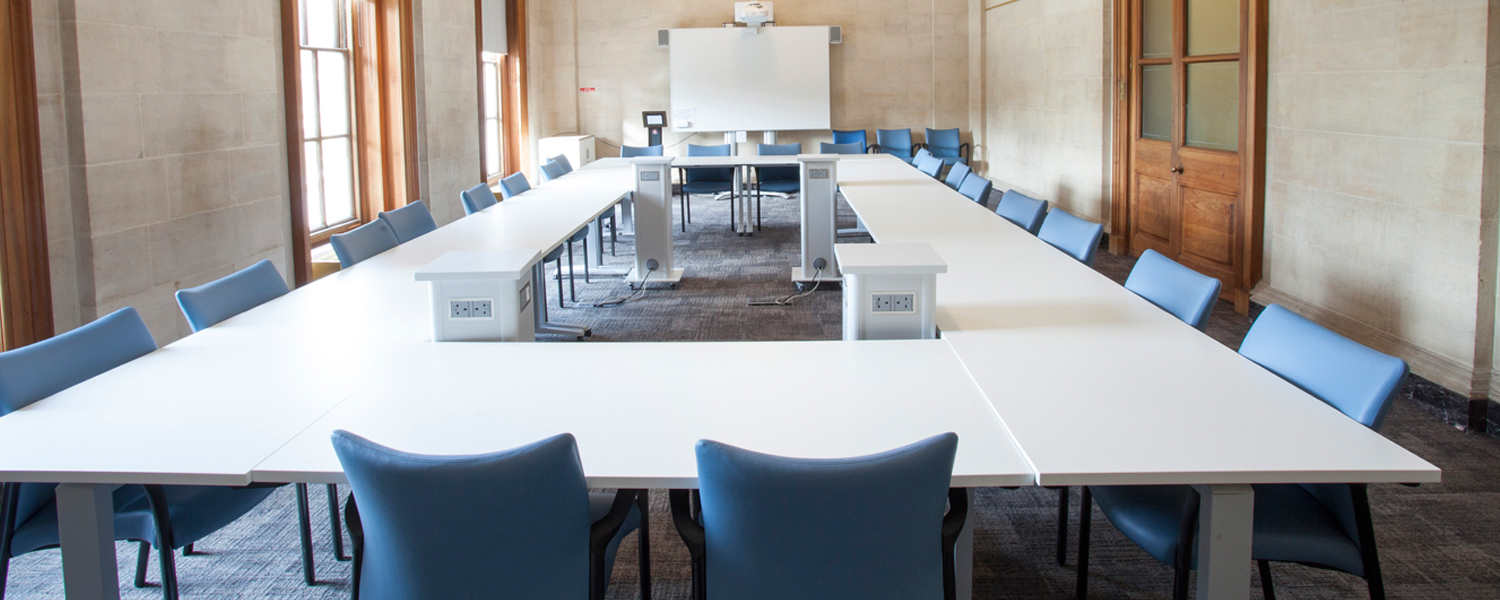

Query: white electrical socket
[471,299,493,318]
[871,294,893,312]
[449,300,471,319]
[891,293,915,313]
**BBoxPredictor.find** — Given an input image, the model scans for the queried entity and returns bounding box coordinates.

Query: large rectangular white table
[0,155,1438,600]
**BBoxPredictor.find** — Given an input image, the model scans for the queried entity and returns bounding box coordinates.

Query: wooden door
[1114,0,1266,313]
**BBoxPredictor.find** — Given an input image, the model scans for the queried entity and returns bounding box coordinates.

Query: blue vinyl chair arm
[868,143,882,154]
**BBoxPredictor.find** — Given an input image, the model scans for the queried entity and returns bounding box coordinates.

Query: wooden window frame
[476,0,528,185]
[282,0,418,286]
[0,0,53,348]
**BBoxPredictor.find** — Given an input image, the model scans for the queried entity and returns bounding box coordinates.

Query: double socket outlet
[449,299,494,319]
[870,293,915,313]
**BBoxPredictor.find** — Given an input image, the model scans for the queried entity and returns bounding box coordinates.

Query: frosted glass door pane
[1186,61,1239,151]
[1188,0,1239,55]
[1142,0,1172,59]
[1141,65,1172,142]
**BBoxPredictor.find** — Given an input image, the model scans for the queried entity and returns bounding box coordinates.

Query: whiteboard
[668,26,831,133]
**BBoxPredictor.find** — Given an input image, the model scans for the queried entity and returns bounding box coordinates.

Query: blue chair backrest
[176,260,290,332]
[1124,249,1221,332]
[1037,209,1104,266]
[550,154,574,173]
[914,153,943,178]
[995,190,1049,235]
[331,219,400,268]
[539,159,567,183]
[0,307,157,526]
[914,147,933,161]
[499,172,531,199]
[757,142,801,183]
[957,174,993,206]
[460,183,499,215]
[944,163,972,190]
[620,144,663,157]
[332,431,592,599]
[820,142,865,155]
[378,200,438,244]
[832,129,867,153]
[695,433,959,600]
[1239,304,1408,430]
[926,128,963,159]
[877,128,915,160]
[686,144,734,183]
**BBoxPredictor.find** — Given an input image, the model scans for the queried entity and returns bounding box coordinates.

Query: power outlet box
[870,293,915,313]
[640,171,660,181]
[448,298,494,320]
[871,294,893,312]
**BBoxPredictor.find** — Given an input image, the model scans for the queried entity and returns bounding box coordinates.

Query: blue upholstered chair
[549,154,574,173]
[680,144,735,232]
[820,142,865,155]
[331,431,646,600]
[174,261,349,582]
[1077,304,1409,600]
[957,174,993,207]
[1125,249,1222,331]
[671,434,968,600]
[914,153,944,179]
[620,144,663,157]
[752,143,802,232]
[943,162,972,190]
[498,172,531,199]
[874,128,917,163]
[994,190,1049,235]
[539,159,568,183]
[1037,209,1104,266]
[925,128,970,167]
[331,219,400,268]
[832,129,868,153]
[377,201,437,244]
[460,183,499,215]
[0,308,282,600]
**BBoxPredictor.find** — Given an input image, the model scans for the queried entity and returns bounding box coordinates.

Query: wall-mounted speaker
[658,29,670,47]
[830,26,842,44]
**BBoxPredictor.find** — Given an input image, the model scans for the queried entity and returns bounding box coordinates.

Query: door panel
[1180,186,1236,269]
[1134,173,1174,250]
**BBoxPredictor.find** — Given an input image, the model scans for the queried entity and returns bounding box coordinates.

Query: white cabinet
[538,135,595,170]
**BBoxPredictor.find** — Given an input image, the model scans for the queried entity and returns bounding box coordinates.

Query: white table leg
[55,483,121,600]
[956,487,975,600]
[1193,484,1254,600]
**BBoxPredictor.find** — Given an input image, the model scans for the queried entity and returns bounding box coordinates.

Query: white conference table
[0,155,1438,600]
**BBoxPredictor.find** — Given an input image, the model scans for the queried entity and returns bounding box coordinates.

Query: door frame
[1109,0,1268,313]
[0,0,53,348]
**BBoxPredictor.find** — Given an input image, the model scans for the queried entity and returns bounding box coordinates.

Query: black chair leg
[135,541,151,587]
[1076,486,1092,599]
[1056,486,1069,566]
[566,243,577,302]
[1171,490,1199,600]
[609,217,617,256]
[582,237,591,284]
[345,495,363,600]
[637,490,652,600]
[555,258,565,309]
[327,484,348,561]
[142,485,179,600]
[295,482,316,585]
[1351,484,1386,600]
[1258,560,1276,600]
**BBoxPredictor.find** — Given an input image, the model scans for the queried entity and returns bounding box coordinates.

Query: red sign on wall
[580,87,596,92]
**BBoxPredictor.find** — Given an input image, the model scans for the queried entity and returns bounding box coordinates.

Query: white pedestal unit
[627,157,685,287]
[416,250,538,342]
[835,243,946,341]
[794,154,841,284]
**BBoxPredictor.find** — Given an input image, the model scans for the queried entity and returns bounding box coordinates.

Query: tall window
[300,0,359,239]
[482,52,505,181]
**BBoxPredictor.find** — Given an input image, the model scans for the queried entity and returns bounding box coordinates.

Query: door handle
[1170,166,1184,174]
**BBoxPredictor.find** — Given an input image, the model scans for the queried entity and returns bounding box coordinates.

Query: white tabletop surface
[836,243,948,275]
[252,340,1035,488]
[834,154,1440,486]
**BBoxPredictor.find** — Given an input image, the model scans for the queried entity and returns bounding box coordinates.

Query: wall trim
[1253,286,1482,398]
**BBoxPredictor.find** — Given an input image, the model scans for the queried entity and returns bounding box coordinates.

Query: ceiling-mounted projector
[735,2,774,29]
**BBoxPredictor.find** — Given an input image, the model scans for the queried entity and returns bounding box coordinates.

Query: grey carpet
[6,189,1499,599]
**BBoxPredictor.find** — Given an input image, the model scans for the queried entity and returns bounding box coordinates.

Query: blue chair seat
[757,180,800,193]
[681,181,733,194]
[1089,483,1366,577]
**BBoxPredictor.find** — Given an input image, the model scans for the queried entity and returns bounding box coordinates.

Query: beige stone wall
[526,0,970,170]
[414,0,482,227]
[980,0,1111,224]
[1254,0,1491,394]
[35,0,293,346]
